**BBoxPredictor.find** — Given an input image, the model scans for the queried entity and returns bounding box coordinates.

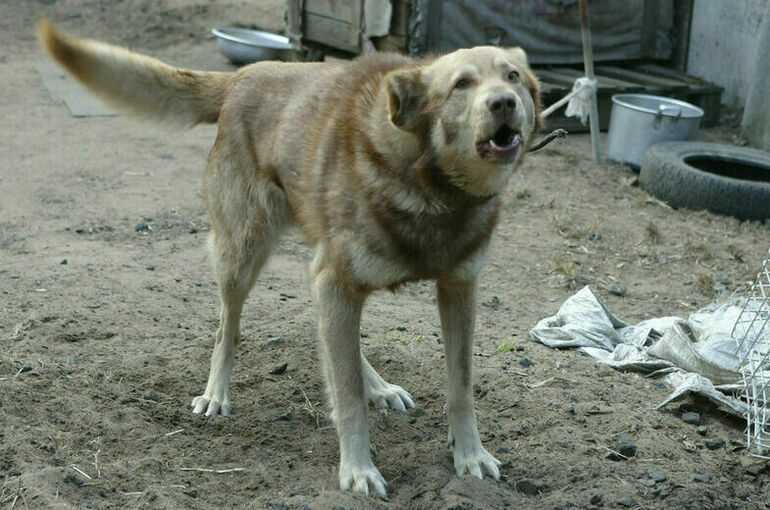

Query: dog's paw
[340,461,388,497]
[448,429,501,480]
[191,393,231,417]
[369,383,415,412]
[452,444,501,480]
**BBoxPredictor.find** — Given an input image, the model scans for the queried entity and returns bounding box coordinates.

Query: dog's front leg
[437,278,501,480]
[313,270,387,497]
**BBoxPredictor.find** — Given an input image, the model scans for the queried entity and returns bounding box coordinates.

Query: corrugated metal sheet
[409,0,674,64]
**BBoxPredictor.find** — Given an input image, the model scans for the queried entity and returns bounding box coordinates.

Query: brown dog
[39,20,542,496]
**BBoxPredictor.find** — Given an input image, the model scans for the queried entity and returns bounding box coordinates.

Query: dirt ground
[3,1,770,509]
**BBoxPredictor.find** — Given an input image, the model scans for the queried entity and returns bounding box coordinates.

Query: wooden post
[286,0,302,49]
[579,0,601,163]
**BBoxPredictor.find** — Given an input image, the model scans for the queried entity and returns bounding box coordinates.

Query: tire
[640,142,770,221]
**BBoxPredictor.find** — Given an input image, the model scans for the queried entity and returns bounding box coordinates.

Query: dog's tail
[38,19,231,125]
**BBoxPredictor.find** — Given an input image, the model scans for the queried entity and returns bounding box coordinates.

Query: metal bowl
[212,27,294,65]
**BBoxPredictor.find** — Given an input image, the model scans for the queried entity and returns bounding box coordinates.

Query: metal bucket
[607,94,704,169]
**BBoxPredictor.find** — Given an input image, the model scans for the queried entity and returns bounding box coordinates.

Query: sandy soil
[3,1,770,509]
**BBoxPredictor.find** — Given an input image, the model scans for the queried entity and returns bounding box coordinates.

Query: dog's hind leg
[361,354,415,412]
[192,177,288,417]
[191,236,265,416]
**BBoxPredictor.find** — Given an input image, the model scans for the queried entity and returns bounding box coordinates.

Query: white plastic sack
[647,321,740,384]
[530,286,745,416]
[657,371,749,417]
[530,286,626,350]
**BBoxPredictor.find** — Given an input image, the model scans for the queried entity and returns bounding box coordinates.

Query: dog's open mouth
[477,125,522,160]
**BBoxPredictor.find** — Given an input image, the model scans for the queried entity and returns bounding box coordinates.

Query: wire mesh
[732,249,770,457]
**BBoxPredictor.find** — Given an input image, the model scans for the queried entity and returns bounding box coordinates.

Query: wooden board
[552,67,642,92]
[537,63,723,132]
[36,60,115,118]
[535,80,560,95]
[302,13,361,53]
[304,0,361,24]
[535,69,577,87]
[301,0,363,53]
[595,65,690,93]
[389,0,411,36]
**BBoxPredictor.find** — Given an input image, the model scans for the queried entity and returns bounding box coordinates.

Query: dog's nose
[487,93,516,116]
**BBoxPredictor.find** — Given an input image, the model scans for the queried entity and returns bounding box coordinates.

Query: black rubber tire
[640,142,770,221]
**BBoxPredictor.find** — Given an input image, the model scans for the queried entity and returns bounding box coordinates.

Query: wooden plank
[672,0,694,72]
[542,93,614,132]
[375,34,407,53]
[304,0,361,24]
[595,65,689,91]
[390,0,411,36]
[634,63,700,82]
[303,13,360,53]
[534,69,577,87]
[541,62,724,132]
[633,64,722,93]
[542,114,586,133]
[541,91,720,132]
[641,0,660,58]
[682,92,721,127]
[36,60,115,117]
[536,80,560,95]
[632,65,723,126]
[553,67,641,91]
[286,0,302,45]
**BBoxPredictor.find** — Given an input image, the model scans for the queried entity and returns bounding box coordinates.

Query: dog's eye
[453,77,472,90]
[507,69,520,82]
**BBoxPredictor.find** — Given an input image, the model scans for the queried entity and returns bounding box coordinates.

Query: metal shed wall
[409,0,675,64]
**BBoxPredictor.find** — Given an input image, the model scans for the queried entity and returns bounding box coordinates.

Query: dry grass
[497,338,517,353]
[515,188,532,200]
[726,244,745,263]
[552,214,596,241]
[550,255,588,290]
[294,380,323,429]
[645,221,661,245]
[695,272,715,297]
[558,152,580,168]
[551,255,578,280]
[686,241,714,262]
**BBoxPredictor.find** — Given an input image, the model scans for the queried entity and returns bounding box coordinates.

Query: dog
[39,20,542,496]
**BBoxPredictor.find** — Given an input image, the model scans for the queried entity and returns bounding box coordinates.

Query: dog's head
[385,46,542,197]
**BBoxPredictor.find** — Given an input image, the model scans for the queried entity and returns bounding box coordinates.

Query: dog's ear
[523,67,543,131]
[385,68,427,131]
[507,47,543,131]
[507,47,529,68]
